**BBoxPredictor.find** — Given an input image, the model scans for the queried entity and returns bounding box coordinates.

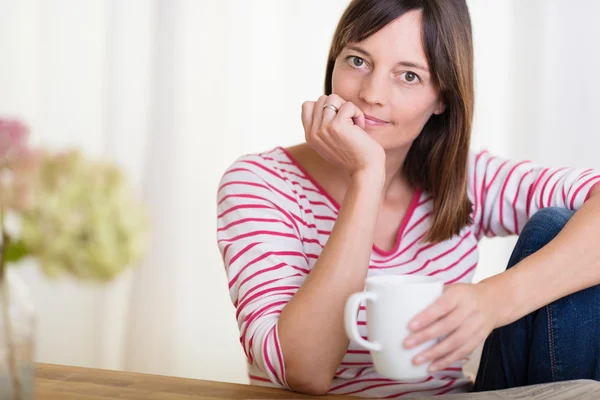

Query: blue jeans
[473,207,600,391]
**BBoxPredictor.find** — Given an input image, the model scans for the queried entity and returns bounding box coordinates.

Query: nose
[358,70,387,107]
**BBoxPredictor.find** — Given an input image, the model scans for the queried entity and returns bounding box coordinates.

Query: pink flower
[0,118,38,210]
[4,149,41,211]
[0,118,30,166]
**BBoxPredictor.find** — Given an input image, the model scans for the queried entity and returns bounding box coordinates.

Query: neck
[381,147,411,197]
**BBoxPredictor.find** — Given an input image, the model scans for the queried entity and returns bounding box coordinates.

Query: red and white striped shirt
[216,147,600,398]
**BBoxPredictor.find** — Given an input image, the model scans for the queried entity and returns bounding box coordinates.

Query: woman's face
[332,10,445,151]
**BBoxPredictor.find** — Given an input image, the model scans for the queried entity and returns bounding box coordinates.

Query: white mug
[344,275,444,380]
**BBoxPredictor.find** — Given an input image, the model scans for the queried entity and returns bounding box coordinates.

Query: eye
[399,71,421,85]
[346,56,368,69]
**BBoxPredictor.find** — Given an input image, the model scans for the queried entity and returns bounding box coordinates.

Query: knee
[507,208,575,269]
[549,281,600,344]
[519,207,574,251]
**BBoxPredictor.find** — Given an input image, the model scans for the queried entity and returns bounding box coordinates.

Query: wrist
[341,166,385,216]
[351,164,385,191]
[477,274,518,329]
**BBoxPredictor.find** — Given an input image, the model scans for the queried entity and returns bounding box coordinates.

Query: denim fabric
[473,207,600,391]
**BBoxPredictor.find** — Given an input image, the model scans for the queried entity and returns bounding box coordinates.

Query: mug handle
[344,292,382,352]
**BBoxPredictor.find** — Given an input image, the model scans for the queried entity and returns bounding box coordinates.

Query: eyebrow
[345,45,430,73]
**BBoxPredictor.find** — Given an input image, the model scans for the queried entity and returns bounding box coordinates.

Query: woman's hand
[403,282,500,372]
[301,94,385,178]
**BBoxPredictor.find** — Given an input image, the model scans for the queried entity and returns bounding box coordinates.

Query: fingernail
[414,356,426,365]
[405,339,416,348]
[429,364,439,372]
[410,321,420,330]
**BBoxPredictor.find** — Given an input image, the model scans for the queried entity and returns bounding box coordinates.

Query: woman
[216,0,600,397]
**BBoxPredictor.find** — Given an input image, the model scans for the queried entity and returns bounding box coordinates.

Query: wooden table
[35,363,350,399]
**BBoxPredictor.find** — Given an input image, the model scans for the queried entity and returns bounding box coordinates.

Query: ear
[433,100,446,115]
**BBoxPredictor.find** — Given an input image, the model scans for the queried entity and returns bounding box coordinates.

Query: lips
[364,114,390,125]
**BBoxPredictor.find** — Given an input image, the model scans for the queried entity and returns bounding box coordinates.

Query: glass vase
[0,272,35,400]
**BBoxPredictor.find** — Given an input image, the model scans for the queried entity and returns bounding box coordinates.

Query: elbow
[286,366,332,396]
[288,378,331,396]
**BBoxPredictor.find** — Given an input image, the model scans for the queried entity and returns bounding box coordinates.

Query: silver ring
[323,104,339,113]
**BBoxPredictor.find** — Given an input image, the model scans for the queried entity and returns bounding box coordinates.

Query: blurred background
[0,0,598,385]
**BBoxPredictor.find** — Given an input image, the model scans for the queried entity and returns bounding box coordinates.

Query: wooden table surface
[35,363,351,399]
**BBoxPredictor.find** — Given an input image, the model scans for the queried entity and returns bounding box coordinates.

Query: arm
[404,151,600,372]
[469,150,600,324]
[279,167,383,395]
[408,183,600,368]
[218,158,384,396]
[486,184,600,327]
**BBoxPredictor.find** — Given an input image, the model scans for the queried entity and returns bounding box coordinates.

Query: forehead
[348,10,426,65]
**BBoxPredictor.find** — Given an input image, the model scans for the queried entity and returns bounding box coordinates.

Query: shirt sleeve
[469,150,600,239]
[216,157,309,388]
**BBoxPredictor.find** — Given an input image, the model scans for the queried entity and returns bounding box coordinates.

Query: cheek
[331,65,359,98]
[391,92,439,124]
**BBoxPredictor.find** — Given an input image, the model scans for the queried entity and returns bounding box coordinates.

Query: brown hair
[325,0,474,243]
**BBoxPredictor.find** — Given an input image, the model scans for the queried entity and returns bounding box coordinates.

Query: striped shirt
[216,147,600,398]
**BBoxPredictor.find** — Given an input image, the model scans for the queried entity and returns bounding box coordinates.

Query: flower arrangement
[0,118,149,399]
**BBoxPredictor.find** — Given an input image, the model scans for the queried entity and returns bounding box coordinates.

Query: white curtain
[0,0,597,385]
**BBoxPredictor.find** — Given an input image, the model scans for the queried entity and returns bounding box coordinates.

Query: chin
[378,140,415,154]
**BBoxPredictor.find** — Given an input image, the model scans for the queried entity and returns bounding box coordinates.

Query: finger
[413,312,482,368]
[321,94,345,125]
[310,95,329,137]
[335,101,366,130]
[428,332,485,373]
[301,101,315,139]
[428,343,471,373]
[405,305,471,349]
[412,323,469,367]
[409,292,459,332]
